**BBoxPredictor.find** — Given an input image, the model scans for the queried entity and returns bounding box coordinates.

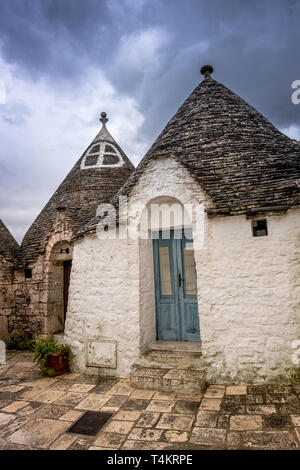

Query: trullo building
[0,66,299,385]
[64,66,300,384]
[0,113,134,343]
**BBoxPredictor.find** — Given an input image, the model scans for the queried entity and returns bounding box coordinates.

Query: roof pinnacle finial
[200,64,214,78]
[100,111,108,126]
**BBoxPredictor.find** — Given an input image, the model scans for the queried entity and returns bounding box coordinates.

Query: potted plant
[33,339,72,377]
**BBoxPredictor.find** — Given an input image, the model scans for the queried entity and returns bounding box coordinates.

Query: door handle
[178,273,184,287]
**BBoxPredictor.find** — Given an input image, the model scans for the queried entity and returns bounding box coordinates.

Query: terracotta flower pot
[45,352,69,376]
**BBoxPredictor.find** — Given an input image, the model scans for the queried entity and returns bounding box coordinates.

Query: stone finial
[200,65,214,77]
[100,112,108,125]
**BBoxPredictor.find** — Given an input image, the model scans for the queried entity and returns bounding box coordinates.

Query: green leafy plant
[40,365,56,377]
[33,339,72,377]
[6,339,36,351]
[33,339,59,362]
[19,339,36,350]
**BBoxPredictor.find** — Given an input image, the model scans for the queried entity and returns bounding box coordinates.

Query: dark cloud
[1,0,299,125]
[106,0,300,137]
[0,0,299,241]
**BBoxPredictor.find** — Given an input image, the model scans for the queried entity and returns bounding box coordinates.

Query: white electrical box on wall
[87,339,117,368]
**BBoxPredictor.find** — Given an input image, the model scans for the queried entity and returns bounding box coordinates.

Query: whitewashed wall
[65,156,300,382]
[64,236,140,376]
[198,210,300,383]
[65,156,207,376]
[130,157,208,354]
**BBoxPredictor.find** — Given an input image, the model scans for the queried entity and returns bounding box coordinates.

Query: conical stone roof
[0,219,19,262]
[19,113,134,264]
[81,68,300,237]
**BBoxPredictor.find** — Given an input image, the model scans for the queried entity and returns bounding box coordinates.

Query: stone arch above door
[139,195,193,240]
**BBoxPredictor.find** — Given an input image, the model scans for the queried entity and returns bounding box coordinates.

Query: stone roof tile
[0,219,19,262]
[19,114,135,264]
[80,72,300,237]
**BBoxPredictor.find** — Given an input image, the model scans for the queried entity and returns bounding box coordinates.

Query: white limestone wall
[64,235,140,376]
[198,209,300,383]
[125,156,209,355]
[65,156,208,376]
[65,155,300,382]
[139,238,156,351]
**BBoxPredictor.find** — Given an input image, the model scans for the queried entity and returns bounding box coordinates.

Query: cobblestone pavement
[0,351,299,450]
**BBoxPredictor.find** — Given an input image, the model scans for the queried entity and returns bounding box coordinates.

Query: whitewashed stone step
[149,341,202,353]
[145,351,202,369]
[139,342,202,370]
[130,367,206,393]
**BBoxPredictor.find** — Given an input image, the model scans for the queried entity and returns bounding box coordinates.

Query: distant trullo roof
[80,66,300,237]
[0,219,19,262]
[19,113,134,264]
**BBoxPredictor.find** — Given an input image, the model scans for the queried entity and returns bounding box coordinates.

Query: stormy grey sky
[0,0,299,242]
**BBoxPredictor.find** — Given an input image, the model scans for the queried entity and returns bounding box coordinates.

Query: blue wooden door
[153,229,200,342]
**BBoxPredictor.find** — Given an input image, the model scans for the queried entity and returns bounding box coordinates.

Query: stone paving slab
[0,351,299,450]
[7,418,71,449]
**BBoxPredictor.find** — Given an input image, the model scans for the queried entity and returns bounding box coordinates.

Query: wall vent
[252,219,268,237]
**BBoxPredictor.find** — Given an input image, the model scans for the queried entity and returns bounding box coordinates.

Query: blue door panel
[159,304,178,340]
[182,304,200,342]
[153,230,200,342]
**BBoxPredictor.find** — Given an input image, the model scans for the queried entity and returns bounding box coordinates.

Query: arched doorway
[47,241,73,335]
[139,195,200,345]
